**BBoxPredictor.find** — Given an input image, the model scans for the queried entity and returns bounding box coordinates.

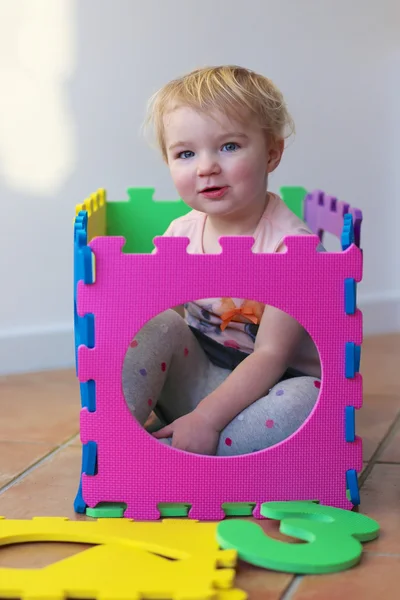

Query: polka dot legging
[122,309,321,456]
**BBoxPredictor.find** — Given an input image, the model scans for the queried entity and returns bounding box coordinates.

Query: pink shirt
[162,193,321,377]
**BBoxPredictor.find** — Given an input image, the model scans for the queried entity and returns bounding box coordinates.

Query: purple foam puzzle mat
[304,190,363,248]
[75,187,363,521]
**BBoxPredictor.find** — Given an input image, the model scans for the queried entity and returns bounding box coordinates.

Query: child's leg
[122,309,230,427]
[216,376,321,456]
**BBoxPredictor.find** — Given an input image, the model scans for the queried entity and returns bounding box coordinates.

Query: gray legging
[122,309,320,456]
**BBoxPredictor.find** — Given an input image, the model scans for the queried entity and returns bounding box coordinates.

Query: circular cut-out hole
[122,300,321,457]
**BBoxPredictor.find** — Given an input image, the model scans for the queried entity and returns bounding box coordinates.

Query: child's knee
[270,376,320,415]
[134,309,184,343]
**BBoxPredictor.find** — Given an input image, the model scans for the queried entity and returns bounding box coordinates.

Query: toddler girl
[122,65,323,456]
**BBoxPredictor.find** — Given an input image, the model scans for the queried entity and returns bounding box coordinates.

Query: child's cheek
[171,166,192,198]
[229,158,258,184]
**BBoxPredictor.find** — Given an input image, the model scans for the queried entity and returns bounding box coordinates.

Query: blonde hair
[144,65,295,161]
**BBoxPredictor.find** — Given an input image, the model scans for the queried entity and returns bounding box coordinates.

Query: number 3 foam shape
[216,501,380,574]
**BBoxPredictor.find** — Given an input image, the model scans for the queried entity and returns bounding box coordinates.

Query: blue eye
[222,142,239,152]
[178,150,194,159]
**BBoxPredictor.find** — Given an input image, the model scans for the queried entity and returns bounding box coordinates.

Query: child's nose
[197,153,221,176]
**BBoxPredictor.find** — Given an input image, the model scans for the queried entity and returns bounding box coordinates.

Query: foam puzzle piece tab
[82,441,97,476]
[0,517,245,600]
[345,406,356,442]
[74,441,98,513]
[80,379,96,412]
[341,213,355,251]
[80,313,95,348]
[345,342,361,378]
[86,502,127,518]
[217,501,379,574]
[222,503,256,517]
[346,469,360,505]
[158,503,191,517]
[74,213,93,285]
[345,278,357,315]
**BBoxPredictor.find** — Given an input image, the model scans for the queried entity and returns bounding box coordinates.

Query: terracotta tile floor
[0,333,399,599]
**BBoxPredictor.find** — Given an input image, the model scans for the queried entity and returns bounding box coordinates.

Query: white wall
[0,0,399,374]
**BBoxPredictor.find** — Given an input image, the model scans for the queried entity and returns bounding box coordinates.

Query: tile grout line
[0,433,80,497]
[359,410,400,488]
[0,437,79,446]
[280,576,303,599]
[366,552,400,558]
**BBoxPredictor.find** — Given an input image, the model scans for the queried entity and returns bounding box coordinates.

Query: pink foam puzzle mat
[73,187,363,520]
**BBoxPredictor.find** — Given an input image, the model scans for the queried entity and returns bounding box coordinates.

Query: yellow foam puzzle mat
[0,516,247,599]
[74,188,106,242]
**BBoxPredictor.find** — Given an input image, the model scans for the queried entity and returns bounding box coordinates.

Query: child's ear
[267,138,284,174]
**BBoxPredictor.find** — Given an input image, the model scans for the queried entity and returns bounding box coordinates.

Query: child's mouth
[200,186,228,199]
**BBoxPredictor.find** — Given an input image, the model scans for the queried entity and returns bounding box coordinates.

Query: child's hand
[152,411,219,455]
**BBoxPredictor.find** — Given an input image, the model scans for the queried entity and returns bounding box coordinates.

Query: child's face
[163,105,283,219]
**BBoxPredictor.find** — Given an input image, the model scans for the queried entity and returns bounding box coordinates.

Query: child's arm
[196,234,325,432]
[194,305,306,431]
